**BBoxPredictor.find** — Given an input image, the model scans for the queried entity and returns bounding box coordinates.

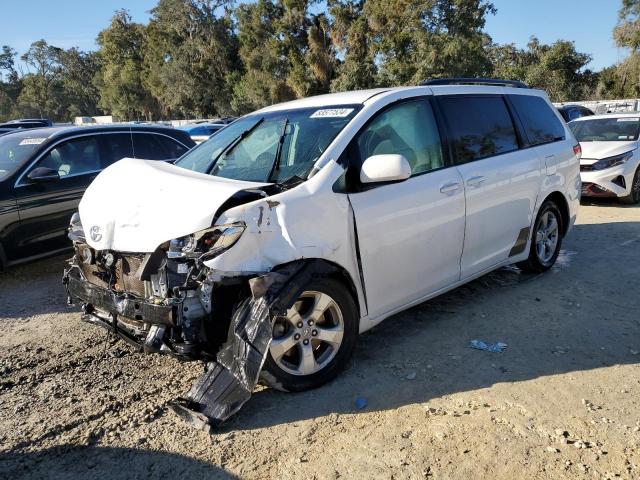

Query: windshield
[175,106,361,183]
[570,117,640,142]
[0,133,47,181]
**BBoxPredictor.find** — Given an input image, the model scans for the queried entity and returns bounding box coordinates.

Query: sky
[0,0,626,73]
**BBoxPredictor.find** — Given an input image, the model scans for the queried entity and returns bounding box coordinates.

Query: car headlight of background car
[168,222,245,262]
[591,150,634,170]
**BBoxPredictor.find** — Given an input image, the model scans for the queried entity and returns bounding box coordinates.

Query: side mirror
[360,154,411,184]
[27,167,60,183]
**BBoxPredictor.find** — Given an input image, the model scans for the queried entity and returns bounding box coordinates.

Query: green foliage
[144,0,238,118]
[95,10,158,120]
[491,37,595,102]
[2,1,639,121]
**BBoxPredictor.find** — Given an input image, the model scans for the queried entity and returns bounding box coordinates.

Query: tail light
[573,144,582,156]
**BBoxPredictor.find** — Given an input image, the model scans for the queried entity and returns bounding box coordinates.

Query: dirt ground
[0,200,639,480]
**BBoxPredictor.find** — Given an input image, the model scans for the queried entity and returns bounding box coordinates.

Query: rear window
[510,95,565,146]
[569,117,640,142]
[439,96,519,163]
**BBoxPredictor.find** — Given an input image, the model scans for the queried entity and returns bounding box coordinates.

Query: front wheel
[620,167,640,205]
[260,278,358,392]
[517,201,563,273]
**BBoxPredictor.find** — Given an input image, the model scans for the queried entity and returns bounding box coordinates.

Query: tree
[329,0,377,91]
[144,0,238,118]
[0,46,21,121]
[232,0,338,112]
[232,0,294,111]
[95,10,158,120]
[490,37,594,102]
[14,40,66,119]
[56,48,102,118]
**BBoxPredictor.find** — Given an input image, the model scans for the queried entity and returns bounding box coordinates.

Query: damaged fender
[169,259,339,430]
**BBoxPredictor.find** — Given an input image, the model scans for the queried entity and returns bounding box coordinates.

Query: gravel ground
[0,200,639,480]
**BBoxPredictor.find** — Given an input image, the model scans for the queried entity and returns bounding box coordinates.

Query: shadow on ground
[222,220,640,431]
[0,445,236,480]
[0,254,70,317]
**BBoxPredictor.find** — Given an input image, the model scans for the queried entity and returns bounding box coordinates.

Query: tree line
[1,0,639,123]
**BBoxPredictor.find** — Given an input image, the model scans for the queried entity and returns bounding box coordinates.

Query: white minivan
[64,79,580,423]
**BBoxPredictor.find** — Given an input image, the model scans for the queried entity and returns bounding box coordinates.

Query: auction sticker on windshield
[310,108,354,118]
[18,138,47,145]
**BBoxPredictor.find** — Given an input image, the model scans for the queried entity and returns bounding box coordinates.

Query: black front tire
[517,201,564,273]
[260,278,358,392]
[620,167,640,205]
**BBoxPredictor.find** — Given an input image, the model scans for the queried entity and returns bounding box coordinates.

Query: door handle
[439,182,462,194]
[466,176,486,187]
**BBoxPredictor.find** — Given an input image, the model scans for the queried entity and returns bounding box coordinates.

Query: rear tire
[620,167,640,204]
[260,278,358,392]
[517,201,563,273]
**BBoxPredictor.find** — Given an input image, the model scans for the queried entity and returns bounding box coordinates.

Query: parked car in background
[557,104,595,122]
[0,118,54,135]
[0,125,195,268]
[64,78,579,422]
[569,113,640,203]
[0,118,53,129]
[177,123,227,144]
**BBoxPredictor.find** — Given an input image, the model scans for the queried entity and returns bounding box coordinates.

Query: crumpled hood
[79,158,267,252]
[580,141,638,161]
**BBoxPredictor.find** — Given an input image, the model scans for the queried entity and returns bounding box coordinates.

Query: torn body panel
[207,160,368,327]
[170,260,338,429]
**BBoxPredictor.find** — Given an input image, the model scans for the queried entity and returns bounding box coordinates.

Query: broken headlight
[168,222,245,262]
[68,211,85,243]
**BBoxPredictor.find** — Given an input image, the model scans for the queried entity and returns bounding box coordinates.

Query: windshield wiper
[267,118,289,182]
[209,118,264,174]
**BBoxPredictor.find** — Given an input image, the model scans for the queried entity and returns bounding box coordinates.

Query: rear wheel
[517,201,563,273]
[260,278,358,392]
[620,167,640,204]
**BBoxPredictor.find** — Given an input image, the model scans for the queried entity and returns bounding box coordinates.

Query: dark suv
[0,125,194,268]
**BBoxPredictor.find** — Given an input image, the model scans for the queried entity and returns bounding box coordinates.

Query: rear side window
[156,135,189,159]
[101,133,133,166]
[438,96,519,163]
[132,133,171,160]
[510,95,565,146]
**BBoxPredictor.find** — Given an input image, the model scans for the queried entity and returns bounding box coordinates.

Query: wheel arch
[272,258,362,321]
[542,191,570,236]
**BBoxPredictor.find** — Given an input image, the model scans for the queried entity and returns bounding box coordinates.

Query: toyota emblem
[90,225,102,242]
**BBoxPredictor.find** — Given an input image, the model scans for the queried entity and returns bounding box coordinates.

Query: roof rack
[421,77,530,89]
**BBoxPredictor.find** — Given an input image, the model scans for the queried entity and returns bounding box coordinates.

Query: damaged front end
[64,215,248,361]
[63,213,338,428]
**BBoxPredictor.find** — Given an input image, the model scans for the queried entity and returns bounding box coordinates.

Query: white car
[63,79,580,425]
[569,113,640,204]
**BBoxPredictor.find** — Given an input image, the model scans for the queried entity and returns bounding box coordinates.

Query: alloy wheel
[535,210,559,265]
[270,291,344,376]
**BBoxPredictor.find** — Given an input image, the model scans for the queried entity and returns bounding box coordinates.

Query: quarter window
[439,96,519,163]
[356,100,444,175]
[132,133,171,160]
[101,133,134,166]
[156,135,189,159]
[510,95,565,146]
[37,136,101,177]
